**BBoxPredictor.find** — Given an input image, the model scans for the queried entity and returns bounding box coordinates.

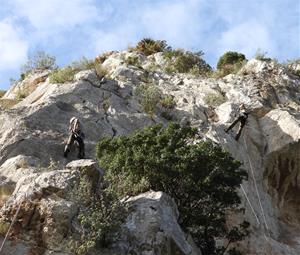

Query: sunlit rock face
[0,52,299,254]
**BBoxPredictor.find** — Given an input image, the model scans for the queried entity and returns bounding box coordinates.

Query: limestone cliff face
[0,51,299,254]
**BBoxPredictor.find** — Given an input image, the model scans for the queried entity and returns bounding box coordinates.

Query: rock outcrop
[0,50,299,254]
[115,191,201,255]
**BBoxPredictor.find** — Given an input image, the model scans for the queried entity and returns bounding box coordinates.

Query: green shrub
[21,51,57,73]
[102,99,110,112]
[160,94,176,119]
[97,123,249,255]
[217,51,246,70]
[160,94,176,110]
[0,99,19,109]
[20,72,30,81]
[134,84,162,117]
[164,49,212,75]
[285,58,300,77]
[216,51,246,76]
[49,67,77,83]
[203,92,227,107]
[135,85,176,119]
[125,56,141,68]
[49,57,109,84]
[16,89,28,101]
[70,57,96,70]
[144,62,159,73]
[294,70,300,77]
[0,90,6,98]
[254,49,272,61]
[134,38,171,56]
[0,219,10,236]
[69,174,127,255]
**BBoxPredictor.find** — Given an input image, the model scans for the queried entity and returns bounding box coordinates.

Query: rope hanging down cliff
[214,127,260,225]
[0,195,24,254]
[243,136,269,232]
[0,179,39,254]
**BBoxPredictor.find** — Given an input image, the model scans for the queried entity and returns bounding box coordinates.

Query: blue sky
[0,0,299,90]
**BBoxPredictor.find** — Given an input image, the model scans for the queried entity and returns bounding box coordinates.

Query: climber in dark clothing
[64,117,85,159]
[225,104,249,141]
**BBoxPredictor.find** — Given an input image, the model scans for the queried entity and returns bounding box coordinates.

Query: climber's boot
[63,147,70,158]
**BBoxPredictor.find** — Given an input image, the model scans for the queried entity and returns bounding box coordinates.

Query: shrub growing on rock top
[49,67,77,83]
[284,58,300,77]
[97,123,249,255]
[134,38,171,56]
[164,49,212,76]
[70,56,96,71]
[21,51,57,74]
[0,90,5,98]
[49,56,109,84]
[254,49,272,61]
[216,51,246,76]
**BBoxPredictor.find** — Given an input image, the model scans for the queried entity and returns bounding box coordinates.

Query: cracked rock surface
[0,52,300,254]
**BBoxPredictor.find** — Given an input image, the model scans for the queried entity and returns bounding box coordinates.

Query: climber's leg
[64,134,75,158]
[225,118,240,133]
[75,136,85,159]
[235,118,247,141]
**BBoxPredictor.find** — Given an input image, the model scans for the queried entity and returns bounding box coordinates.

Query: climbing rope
[243,136,269,232]
[0,177,39,254]
[0,195,25,254]
[240,184,260,225]
[215,126,274,253]
[214,127,261,225]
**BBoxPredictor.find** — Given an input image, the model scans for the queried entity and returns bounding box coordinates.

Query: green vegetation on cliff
[97,123,249,255]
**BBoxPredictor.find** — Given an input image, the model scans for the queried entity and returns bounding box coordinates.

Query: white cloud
[216,21,276,59]
[0,20,28,70]
[92,22,139,54]
[92,0,206,54]
[9,0,108,35]
[140,0,208,49]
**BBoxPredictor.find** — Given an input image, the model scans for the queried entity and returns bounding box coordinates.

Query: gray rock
[115,191,201,255]
[0,54,300,254]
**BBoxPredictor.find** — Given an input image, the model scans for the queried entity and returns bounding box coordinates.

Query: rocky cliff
[0,50,299,254]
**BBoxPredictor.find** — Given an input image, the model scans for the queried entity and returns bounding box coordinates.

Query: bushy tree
[217,51,246,76]
[97,123,249,255]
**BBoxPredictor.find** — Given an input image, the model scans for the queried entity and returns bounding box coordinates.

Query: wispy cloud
[0,0,299,89]
[216,21,275,59]
[8,0,104,33]
[0,19,28,70]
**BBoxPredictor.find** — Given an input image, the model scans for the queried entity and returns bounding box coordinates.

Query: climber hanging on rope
[225,103,250,141]
[64,117,85,159]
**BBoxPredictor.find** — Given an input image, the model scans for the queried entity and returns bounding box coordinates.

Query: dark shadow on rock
[260,112,300,247]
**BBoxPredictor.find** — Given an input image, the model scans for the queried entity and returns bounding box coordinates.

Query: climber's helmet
[239,103,246,110]
[70,117,77,124]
